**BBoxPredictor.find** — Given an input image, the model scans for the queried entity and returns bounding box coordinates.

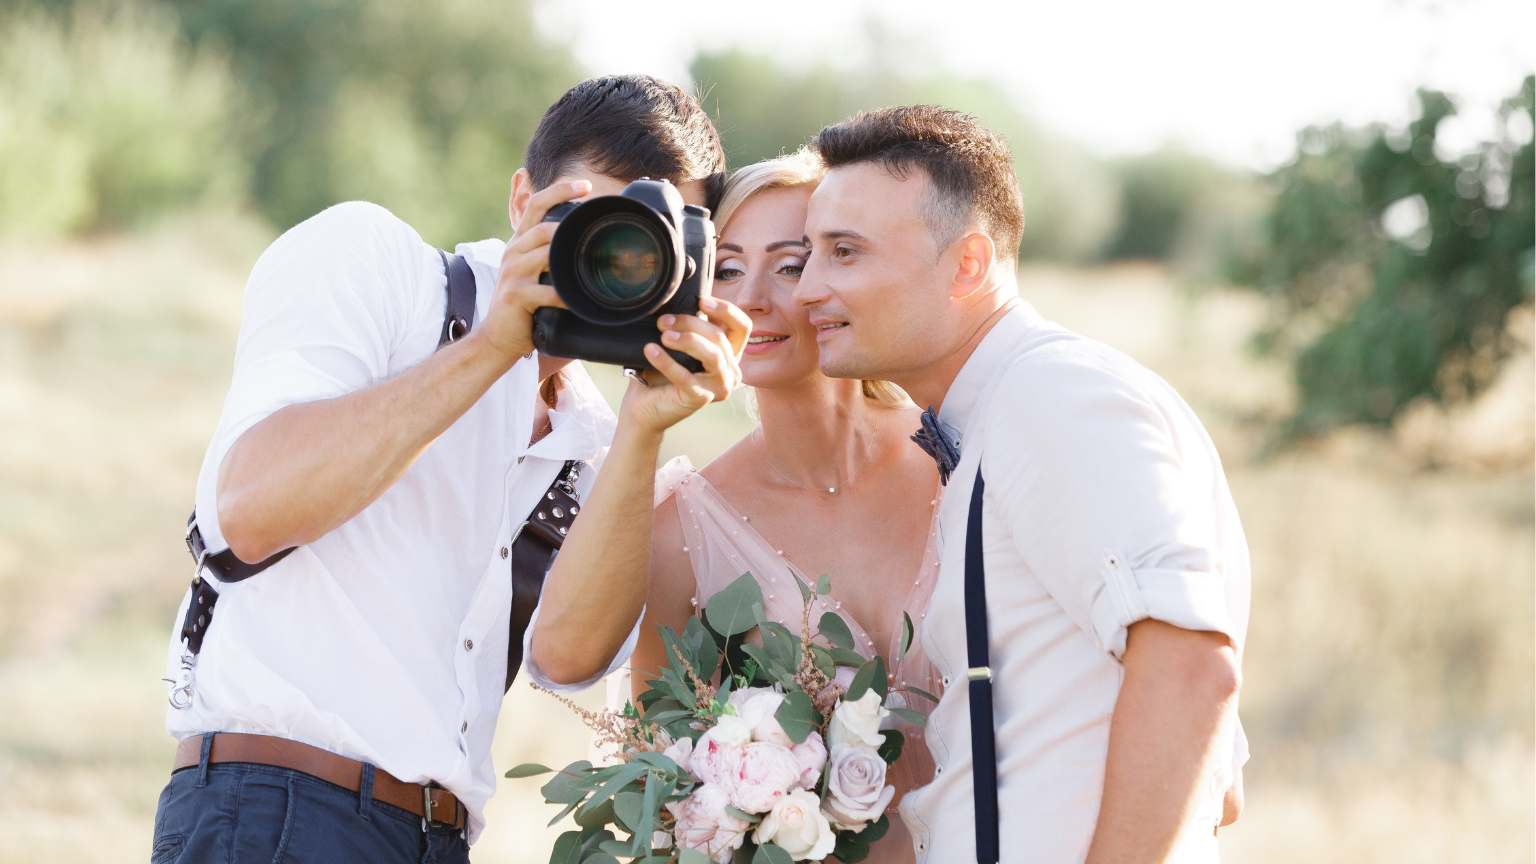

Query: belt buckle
[420,786,436,832]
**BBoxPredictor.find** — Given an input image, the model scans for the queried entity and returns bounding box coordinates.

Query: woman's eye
[715,264,745,281]
[777,262,804,278]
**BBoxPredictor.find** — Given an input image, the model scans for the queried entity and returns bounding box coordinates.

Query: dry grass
[0,225,1529,862]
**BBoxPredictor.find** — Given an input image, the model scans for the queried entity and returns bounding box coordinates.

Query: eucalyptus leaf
[548,830,582,864]
[540,761,596,805]
[877,729,905,764]
[774,689,819,745]
[889,707,928,728]
[612,790,643,833]
[900,611,915,657]
[505,762,553,779]
[574,795,616,829]
[753,843,794,864]
[792,573,813,603]
[829,647,869,668]
[809,645,836,678]
[903,685,941,704]
[679,850,713,864]
[817,612,855,650]
[845,656,887,701]
[705,573,767,636]
[815,574,831,595]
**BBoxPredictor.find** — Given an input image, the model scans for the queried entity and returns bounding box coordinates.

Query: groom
[797,107,1250,861]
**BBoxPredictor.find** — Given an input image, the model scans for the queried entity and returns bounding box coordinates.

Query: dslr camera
[532,178,715,372]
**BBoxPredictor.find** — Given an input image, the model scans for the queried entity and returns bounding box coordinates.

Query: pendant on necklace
[826,486,838,495]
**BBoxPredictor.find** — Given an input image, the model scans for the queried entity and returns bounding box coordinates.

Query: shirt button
[499,546,509,560]
[934,764,944,775]
[942,675,951,687]
[463,639,474,652]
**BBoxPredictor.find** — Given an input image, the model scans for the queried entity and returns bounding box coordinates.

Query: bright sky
[533,0,1535,169]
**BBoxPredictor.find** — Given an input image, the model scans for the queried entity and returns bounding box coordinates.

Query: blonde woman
[630,151,944,862]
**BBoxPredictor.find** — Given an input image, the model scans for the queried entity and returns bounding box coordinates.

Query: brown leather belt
[173,732,466,831]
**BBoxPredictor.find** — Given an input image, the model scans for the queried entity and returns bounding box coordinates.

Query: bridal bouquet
[508,574,931,863]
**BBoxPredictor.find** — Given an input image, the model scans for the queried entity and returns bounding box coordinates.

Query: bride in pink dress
[622,150,944,863]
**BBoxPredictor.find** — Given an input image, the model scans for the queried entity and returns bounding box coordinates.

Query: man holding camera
[150,75,748,864]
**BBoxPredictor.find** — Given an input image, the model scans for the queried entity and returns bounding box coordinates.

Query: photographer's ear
[508,168,535,230]
[948,231,996,301]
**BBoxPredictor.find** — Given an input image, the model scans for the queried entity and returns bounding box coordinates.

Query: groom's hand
[476,179,592,362]
[622,295,751,433]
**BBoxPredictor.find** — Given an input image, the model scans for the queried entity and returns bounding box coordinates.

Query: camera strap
[177,250,478,659]
[503,459,583,691]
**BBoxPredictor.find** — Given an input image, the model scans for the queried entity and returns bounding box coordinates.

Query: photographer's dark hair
[526,75,727,210]
[813,105,1024,262]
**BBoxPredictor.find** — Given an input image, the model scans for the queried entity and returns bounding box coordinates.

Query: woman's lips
[744,333,789,355]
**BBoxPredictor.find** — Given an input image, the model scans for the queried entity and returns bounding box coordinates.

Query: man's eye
[833,245,854,260]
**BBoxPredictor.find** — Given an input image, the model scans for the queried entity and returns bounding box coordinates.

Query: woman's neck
[751,375,896,494]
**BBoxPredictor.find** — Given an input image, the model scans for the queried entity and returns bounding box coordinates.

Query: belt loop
[357,763,376,821]
[195,732,215,787]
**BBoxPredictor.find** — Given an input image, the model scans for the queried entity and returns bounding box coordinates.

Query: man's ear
[948,232,996,301]
[508,167,534,230]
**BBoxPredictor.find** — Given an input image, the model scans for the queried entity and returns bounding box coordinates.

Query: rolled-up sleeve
[192,202,433,551]
[983,347,1241,659]
[521,604,645,693]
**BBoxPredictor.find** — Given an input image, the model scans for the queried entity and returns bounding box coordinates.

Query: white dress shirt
[160,201,636,842]
[900,303,1250,863]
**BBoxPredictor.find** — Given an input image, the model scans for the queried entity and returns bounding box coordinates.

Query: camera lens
[578,216,666,308]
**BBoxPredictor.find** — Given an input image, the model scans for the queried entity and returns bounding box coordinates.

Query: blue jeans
[151,734,470,864]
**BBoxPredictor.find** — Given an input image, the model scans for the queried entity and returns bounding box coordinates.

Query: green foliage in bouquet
[508,573,929,863]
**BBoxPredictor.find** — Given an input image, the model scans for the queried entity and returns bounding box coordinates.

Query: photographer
[150,75,746,864]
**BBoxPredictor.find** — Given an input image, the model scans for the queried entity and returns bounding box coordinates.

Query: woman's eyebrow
[764,239,809,252]
[718,242,744,253]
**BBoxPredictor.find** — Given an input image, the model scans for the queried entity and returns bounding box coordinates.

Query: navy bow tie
[911,406,961,485]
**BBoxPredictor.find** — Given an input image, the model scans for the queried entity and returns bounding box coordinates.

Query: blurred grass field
[0,214,1530,862]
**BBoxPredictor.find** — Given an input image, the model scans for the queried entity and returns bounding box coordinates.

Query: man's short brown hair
[813,105,1024,261]
[526,75,727,210]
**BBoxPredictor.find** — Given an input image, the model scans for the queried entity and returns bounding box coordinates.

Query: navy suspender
[965,465,1000,863]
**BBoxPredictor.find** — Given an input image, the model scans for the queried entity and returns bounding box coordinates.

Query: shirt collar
[524,359,616,464]
[937,301,1044,440]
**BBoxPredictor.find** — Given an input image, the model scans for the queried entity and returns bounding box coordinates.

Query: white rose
[828,689,888,751]
[729,687,792,747]
[822,745,895,830]
[753,788,837,861]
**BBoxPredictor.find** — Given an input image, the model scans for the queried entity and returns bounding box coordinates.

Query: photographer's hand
[479,179,592,360]
[625,295,752,432]
[526,296,749,686]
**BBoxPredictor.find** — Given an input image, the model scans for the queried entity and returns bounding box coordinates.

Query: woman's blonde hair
[715,150,911,408]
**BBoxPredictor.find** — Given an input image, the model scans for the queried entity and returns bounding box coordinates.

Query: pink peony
[753,788,837,860]
[666,783,750,863]
[789,730,828,790]
[725,741,802,814]
[822,745,896,831]
[690,716,750,786]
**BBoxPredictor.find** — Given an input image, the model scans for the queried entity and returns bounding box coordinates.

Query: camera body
[532,179,715,372]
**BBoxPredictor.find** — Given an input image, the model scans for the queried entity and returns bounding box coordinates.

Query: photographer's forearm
[529,421,662,685]
[215,330,516,562]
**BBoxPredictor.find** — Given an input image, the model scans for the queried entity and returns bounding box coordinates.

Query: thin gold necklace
[755,427,842,495]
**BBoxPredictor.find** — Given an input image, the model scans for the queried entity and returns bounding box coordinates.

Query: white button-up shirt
[160,201,635,842]
[900,303,1250,863]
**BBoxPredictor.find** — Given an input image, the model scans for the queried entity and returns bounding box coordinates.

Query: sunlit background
[0,0,1531,861]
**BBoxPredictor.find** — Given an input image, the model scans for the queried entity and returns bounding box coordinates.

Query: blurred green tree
[1248,77,1535,436]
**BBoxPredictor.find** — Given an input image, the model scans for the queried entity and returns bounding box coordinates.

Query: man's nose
[793,257,830,308]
